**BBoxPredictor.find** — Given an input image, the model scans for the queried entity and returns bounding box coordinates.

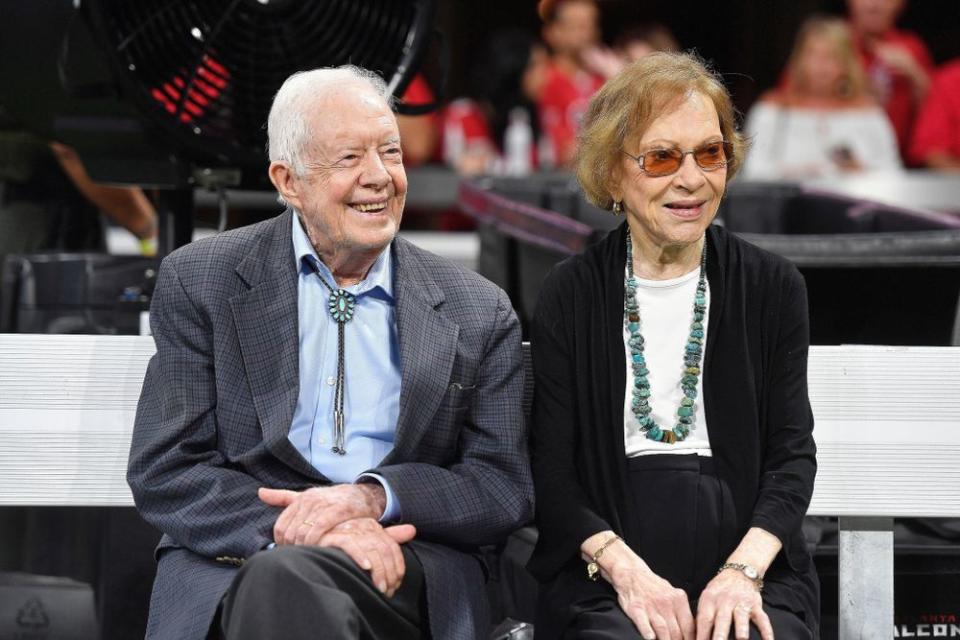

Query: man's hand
[259,484,387,546]
[873,42,931,101]
[319,518,416,597]
[874,42,920,77]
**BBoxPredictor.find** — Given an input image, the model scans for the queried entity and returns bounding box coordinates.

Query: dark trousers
[216,545,426,640]
[537,454,815,639]
[563,599,811,639]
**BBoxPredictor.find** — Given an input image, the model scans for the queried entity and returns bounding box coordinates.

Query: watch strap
[717,562,764,592]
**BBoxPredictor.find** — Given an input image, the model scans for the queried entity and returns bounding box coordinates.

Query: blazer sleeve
[127,256,279,559]
[527,270,613,578]
[750,265,817,557]
[370,287,534,547]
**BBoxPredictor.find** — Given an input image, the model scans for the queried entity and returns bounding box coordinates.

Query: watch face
[744,566,759,580]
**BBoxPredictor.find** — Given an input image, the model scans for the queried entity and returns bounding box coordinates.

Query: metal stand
[838,517,894,640]
[156,188,195,257]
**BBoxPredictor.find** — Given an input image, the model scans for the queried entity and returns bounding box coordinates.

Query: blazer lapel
[385,238,459,461]
[229,210,321,479]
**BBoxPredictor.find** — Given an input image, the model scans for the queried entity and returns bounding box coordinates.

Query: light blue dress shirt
[288,214,402,521]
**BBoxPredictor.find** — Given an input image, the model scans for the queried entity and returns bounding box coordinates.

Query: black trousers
[537,454,814,639]
[216,545,426,640]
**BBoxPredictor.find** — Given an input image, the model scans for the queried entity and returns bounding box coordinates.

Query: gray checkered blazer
[128,209,533,640]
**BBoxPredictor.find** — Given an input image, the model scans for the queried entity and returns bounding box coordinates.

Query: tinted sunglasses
[623,140,733,177]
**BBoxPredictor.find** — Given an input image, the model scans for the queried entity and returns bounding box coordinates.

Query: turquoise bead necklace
[625,229,707,443]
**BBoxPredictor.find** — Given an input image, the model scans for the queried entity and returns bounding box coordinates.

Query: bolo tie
[308,259,356,455]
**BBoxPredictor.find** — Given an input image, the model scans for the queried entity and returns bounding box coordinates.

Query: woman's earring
[612,200,623,215]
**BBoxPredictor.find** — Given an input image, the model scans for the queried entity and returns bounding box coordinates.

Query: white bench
[2,334,959,638]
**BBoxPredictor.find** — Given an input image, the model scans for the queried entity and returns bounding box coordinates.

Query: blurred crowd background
[402,0,960,181]
[3,0,960,249]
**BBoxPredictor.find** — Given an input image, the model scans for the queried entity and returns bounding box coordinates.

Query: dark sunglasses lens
[694,142,731,169]
[642,149,682,176]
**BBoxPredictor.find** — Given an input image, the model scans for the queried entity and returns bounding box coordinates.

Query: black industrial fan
[85,0,437,171]
[0,0,438,188]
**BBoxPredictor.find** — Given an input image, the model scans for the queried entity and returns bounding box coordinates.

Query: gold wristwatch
[717,562,764,592]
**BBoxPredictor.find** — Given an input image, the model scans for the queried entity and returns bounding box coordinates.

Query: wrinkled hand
[695,570,771,640]
[603,548,694,640]
[259,484,386,546]
[319,517,416,598]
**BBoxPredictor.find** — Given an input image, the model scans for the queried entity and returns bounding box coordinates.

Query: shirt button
[326,376,335,386]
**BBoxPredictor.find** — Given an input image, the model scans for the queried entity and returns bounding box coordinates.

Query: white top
[740,101,902,180]
[623,266,711,457]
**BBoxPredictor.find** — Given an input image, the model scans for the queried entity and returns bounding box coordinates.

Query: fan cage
[85,0,433,169]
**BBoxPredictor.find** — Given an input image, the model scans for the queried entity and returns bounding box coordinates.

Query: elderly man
[128,66,533,640]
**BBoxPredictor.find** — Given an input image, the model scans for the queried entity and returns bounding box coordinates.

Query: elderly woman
[528,52,819,639]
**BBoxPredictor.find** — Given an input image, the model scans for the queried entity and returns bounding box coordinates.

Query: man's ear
[268,161,301,210]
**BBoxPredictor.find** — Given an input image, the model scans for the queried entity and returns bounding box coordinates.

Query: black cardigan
[527,222,817,592]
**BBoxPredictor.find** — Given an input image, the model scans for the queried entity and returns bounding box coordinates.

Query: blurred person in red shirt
[909,60,960,171]
[537,0,606,168]
[847,0,934,159]
[396,74,440,167]
[439,30,547,176]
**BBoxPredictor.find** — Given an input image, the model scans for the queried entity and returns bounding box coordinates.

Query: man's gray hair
[267,65,395,178]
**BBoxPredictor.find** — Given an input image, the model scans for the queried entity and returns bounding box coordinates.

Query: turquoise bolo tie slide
[327,289,356,323]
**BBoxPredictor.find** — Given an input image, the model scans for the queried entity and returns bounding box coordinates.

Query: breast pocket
[444,382,476,410]
[422,383,475,457]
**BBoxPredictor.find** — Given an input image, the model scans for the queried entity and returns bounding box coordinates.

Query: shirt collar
[291,212,394,301]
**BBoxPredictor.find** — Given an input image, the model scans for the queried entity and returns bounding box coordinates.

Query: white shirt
[623,266,712,457]
[741,101,902,180]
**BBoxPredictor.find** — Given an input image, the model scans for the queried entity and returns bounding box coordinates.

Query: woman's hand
[585,535,694,640]
[695,569,772,640]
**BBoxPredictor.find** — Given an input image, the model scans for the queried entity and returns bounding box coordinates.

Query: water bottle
[443,114,466,167]
[503,107,533,176]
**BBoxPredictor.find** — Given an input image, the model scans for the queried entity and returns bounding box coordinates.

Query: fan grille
[89,0,425,168]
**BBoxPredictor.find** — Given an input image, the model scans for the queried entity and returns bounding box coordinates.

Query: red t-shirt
[437,98,495,163]
[855,29,935,155]
[402,74,434,106]
[537,62,604,167]
[909,59,960,165]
